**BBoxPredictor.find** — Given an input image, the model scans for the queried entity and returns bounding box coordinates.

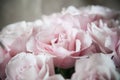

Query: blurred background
[0,0,120,30]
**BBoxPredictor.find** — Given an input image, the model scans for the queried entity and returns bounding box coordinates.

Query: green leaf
[55,67,75,79]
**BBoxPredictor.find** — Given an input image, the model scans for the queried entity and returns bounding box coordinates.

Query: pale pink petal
[88,22,118,53]
[0,21,33,56]
[71,53,120,80]
[46,74,65,80]
[5,52,54,80]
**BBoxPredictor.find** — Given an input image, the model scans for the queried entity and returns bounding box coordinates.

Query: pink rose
[26,20,92,68]
[0,21,33,56]
[71,53,120,80]
[0,21,44,79]
[5,52,54,80]
[26,6,98,68]
[88,20,119,53]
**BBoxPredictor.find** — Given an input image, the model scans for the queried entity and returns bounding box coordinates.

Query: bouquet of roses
[0,6,120,80]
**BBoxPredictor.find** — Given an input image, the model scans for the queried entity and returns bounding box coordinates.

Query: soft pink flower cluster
[0,6,120,80]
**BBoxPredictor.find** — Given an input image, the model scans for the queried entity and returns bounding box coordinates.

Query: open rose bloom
[0,6,120,80]
[71,53,120,80]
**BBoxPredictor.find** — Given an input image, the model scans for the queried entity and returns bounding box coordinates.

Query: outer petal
[0,21,33,56]
[71,53,120,80]
[5,52,54,80]
[88,22,118,53]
